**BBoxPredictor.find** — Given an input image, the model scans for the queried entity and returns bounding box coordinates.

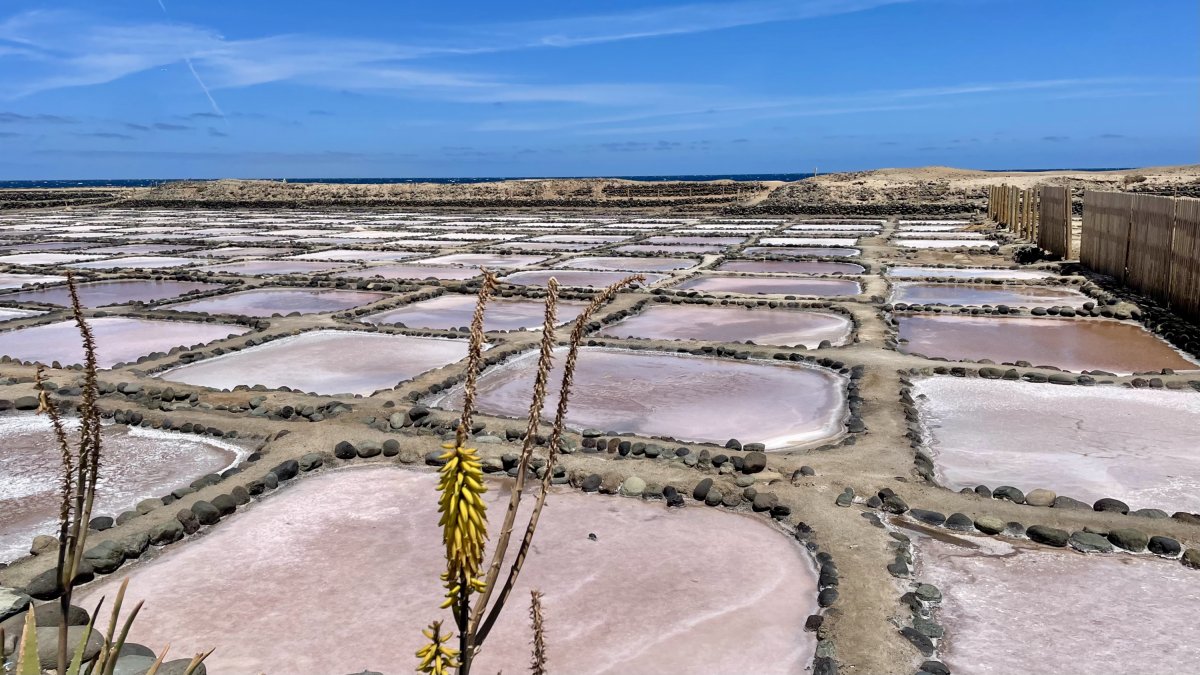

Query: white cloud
[0,1,912,101]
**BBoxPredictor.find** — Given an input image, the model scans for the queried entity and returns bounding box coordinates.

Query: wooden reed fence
[987,183,1039,240]
[1037,185,1072,259]
[1079,190,1200,323]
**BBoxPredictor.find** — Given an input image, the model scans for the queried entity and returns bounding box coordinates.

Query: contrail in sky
[156,0,226,120]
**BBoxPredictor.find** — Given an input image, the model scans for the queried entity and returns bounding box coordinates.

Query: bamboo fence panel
[1168,198,1200,321]
[1124,194,1176,303]
[1037,185,1071,257]
[1081,191,1133,281]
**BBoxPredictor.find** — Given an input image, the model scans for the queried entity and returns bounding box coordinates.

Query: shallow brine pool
[159,330,471,395]
[675,276,860,297]
[913,378,1200,512]
[164,288,389,316]
[916,532,1200,675]
[365,294,589,331]
[886,266,1055,281]
[1,280,223,307]
[716,260,865,275]
[896,315,1196,374]
[598,304,852,348]
[0,317,249,368]
[79,466,817,674]
[499,270,667,288]
[889,282,1089,308]
[0,416,245,563]
[433,346,846,449]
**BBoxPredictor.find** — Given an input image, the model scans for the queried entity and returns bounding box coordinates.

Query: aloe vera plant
[419,272,643,674]
[3,273,212,675]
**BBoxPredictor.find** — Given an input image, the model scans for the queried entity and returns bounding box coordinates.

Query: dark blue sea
[0,174,814,189]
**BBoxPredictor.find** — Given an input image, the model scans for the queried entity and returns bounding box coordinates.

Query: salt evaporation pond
[913,378,1200,512]
[560,256,699,272]
[165,288,389,316]
[68,256,202,270]
[890,282,1089,308]
[675,276,860,296]
[642,236,744,245]
[365,294,588,331]
[415,253,548,268]
[742,246,861,258]
[80,467,817,674]
[199,260,349,275]
[159,330,470,395]
[0,308,42,321]
[716,260,865,275]
[0,253,105,265]
[0,317,248,368]
[886,266,1055,280]
[288,249,417,262]
[494,241,601,252]
[335,264,481,281]
[0,416,244,563]
[437,347,845,448]
[917,534,1200,675]
[615,244,724,254]
[896,239,989,249]
[599,304,852,348]
[892,231,985,239]
[759,237,859,247]
[1,280,223,307]
[0,273,67,289]
[500,270,668,288]
[897,316,1197,373]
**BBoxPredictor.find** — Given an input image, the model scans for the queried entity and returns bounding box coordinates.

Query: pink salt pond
[159,330,470,395]
[599,304,852,347]
[916,533,1200,675]
[913,378,1200,512]
[716,260,865,275]
[0,308,42,321]
[436,347,845,448]
[897,316,1197,373]
[366,294,588,331]
[675,276,860,297]
[0,317,248,368]
[0,252,105,265]
[759,237,859,247]
[560,256,699,272]
[896,239,990,249]
[68,256,203,270]
[335,264,481,281]
[1,280,223,307]
[493,241,602,252]
[415,253,548,268]
[642,236,744,246]
[500,270,668,288]
[531,234,628,243]
[889,282,1089,308]
[0,416,244,563]
[288,249,418,262]
[615,243,725,254]
[198,260,349,275]
[0,273,67,289]
[79,467,817,674]
[887,266,1055,280]
[742,246,861,258]
[164,288,389,316]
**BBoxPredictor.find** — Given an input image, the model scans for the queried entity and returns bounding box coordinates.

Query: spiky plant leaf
[16,607,38,675]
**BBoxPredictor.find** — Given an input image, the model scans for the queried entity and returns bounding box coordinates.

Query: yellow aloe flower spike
[436,442,488,596]
[416,620,459,675]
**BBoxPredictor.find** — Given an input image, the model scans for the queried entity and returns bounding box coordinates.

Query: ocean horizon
[0,167,1136,190]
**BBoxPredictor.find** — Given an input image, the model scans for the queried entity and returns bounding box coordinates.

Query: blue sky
[0,0,1196,179]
